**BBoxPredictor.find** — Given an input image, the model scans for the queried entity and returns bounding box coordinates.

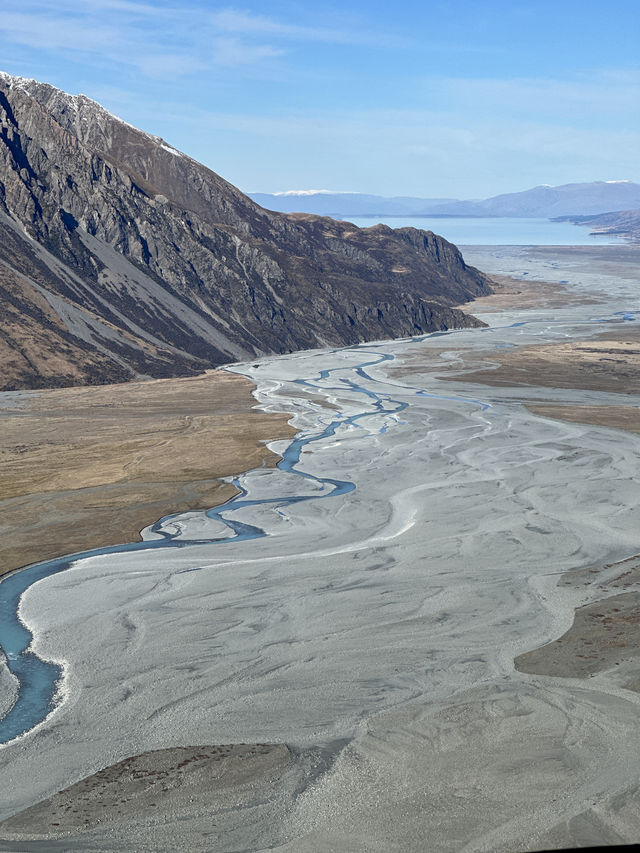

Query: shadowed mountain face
[0,73,491,391]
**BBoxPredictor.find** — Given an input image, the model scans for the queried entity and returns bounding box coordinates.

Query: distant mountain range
[0,73,490,391]
[250,182,640,219]
[249,192,461,217]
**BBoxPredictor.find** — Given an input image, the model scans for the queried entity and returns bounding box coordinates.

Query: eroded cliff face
[0,72,492,390]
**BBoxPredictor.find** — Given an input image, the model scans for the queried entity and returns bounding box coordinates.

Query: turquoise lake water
[339,216,624,246]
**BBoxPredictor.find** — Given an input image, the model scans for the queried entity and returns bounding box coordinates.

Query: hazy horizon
[249,180,637,198]
[0,0,637,198]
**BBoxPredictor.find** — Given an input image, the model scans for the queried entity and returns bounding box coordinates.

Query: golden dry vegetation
[0,370,296,575]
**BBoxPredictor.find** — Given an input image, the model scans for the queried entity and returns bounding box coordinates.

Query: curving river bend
[0,348,492,745]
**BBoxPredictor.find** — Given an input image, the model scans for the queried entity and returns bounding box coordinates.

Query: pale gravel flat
[275,680,640,853]
[2,245,640,851]
[0,663,17,720]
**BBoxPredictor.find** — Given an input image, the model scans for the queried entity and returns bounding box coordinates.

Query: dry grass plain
[458,272,601,312]
[453,329,640,396]
[516,553,640,688]
[0,743,292,837]
[0,370,296,576]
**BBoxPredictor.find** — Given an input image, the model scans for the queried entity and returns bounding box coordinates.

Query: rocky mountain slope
[0,72,491,391]
[251,182,640,218]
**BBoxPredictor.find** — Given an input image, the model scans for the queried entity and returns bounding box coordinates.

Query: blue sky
[1,0,638,197]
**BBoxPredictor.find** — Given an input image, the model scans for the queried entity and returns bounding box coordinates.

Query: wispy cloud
[0,2,406,81]
[210,7,412,48]
[211,9,345,40]
[0,12,122,54]
[437,70,640,120]
[71,0,168,14]
[159,99,639,196]
[210,8,390,46]
[0,1,290,78]
[211,37,284,67]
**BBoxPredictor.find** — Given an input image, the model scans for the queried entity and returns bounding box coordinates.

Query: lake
[338,215,624,246]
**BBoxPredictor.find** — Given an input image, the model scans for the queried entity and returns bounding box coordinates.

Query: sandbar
[459,272,598,312]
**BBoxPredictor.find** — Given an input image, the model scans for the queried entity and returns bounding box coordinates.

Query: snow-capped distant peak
[606,179,631,184]
[274,189,356,196]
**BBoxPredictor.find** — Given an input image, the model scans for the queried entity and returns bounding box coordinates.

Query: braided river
[2,245,640,850]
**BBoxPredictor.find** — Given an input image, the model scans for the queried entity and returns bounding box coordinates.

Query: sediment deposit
[2,245,640,851]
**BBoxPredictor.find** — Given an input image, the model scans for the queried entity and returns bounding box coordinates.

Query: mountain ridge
[0,72,491,391]
[250,181,640,219]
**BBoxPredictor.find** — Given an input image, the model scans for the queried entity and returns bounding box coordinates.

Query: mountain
[250,182,640,219]
[0,73,491,392]
[458,182,640,218]
[249,192,460,217]
[554,209,640,243]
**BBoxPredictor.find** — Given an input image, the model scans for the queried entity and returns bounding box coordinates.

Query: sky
[1,0,639,197]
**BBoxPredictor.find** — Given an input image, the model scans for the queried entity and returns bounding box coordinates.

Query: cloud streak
[209,8,408,48]
[0,2,406,79]
[0,2,290,77]
[211,9,349,40]
[1,2,636,196]
[162,101,639,196]
[437,71,640,120]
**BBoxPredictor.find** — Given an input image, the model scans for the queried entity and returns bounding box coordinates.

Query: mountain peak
[0,73,490,391]
[0,72,165,151]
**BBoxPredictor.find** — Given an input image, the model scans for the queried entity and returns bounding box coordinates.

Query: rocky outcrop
[0,72,492,390]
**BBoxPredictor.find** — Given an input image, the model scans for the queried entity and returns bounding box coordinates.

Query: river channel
[2,245,640,842]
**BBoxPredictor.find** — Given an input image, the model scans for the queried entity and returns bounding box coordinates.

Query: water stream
[0,346,494,746]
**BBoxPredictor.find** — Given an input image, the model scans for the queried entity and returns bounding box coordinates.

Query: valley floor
[0,371,295,577]
[1,244,640,852]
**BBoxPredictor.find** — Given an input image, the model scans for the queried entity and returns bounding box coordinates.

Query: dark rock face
[0,72,492,390]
